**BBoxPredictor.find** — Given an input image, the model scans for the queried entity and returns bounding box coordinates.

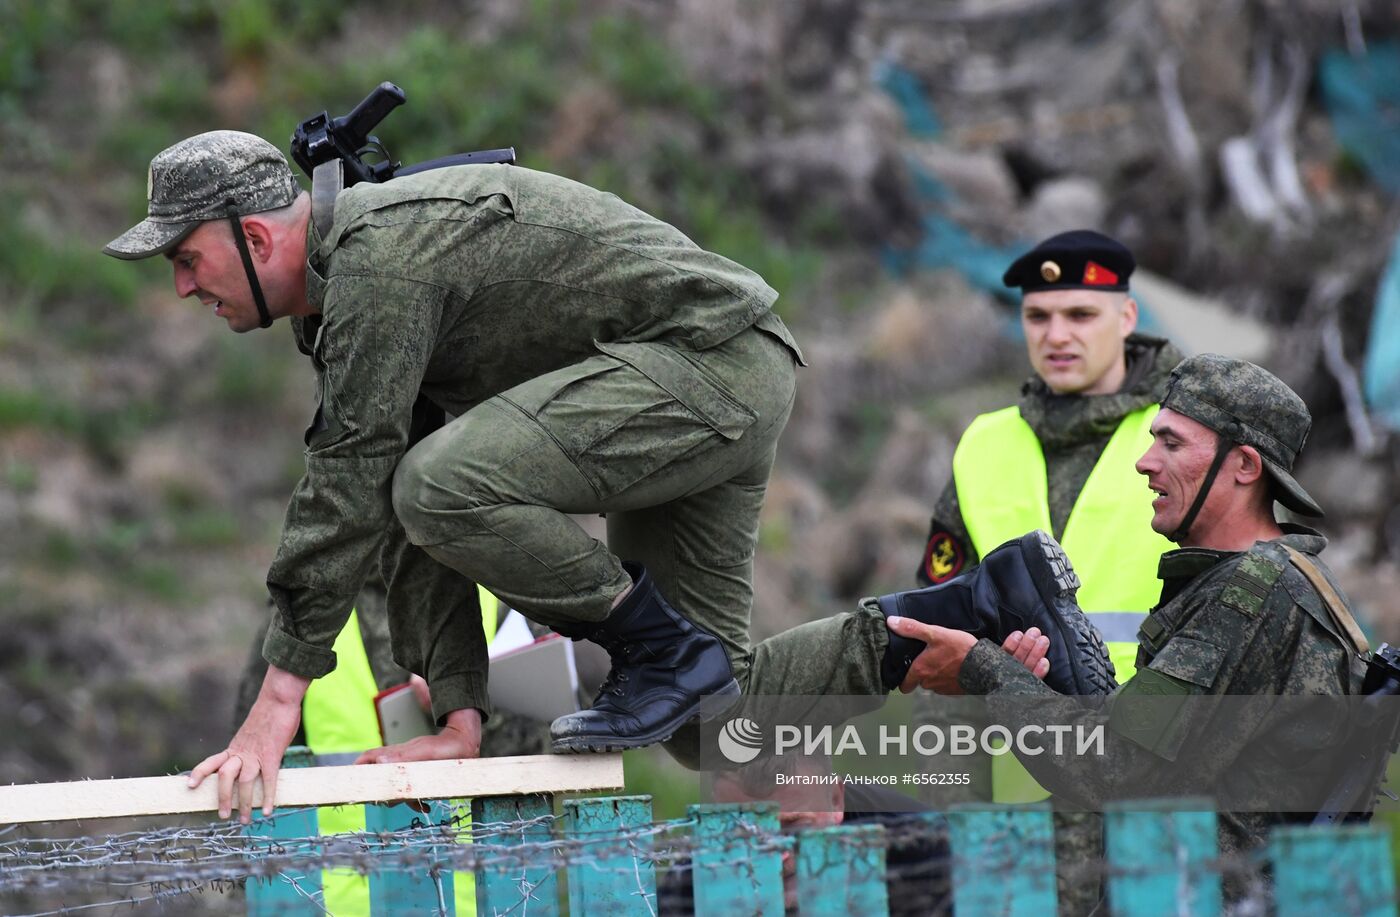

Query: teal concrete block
[947,805,1057,915]
[245,746,322,917]
[1104,800,1221,917]
[564,795,657,915]
[1271,825,1397,917]
[473,793,559,916]
[796,823,888,916]
[690,802,787,916]
[365,800,457,916]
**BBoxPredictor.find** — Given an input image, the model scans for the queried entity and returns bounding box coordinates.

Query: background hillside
[3,0,1400,853]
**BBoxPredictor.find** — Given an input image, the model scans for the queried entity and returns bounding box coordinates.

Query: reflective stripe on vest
[301,585,500,916]
[953,405,1171,802]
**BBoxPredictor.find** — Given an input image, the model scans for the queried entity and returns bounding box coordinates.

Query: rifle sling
[312,159,343,242]
[1284,545,1370,656]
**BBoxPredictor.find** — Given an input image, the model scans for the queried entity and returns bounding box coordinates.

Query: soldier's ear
[1120,296,1139,336]
[1234,444,1266,486]
[240,215,277,261]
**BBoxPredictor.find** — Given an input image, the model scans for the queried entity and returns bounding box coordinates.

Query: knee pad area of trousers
[390,454,491,546]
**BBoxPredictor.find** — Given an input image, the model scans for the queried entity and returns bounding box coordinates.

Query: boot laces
[596,642,636,698]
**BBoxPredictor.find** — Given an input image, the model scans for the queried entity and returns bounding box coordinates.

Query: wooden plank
[691,802,786,916]
[1270,825,1397,917]
[564,795,656,915]
[1104,801,1221,917]
[947,804,1057,915]
[796,823,888,916]
[366,801,457,916]
[0,753,624,824]
[473,794,560,916]
[245,747,322,917]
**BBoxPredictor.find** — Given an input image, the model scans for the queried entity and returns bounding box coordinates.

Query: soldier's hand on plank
[356,707,482,764]
[189,666,308,822]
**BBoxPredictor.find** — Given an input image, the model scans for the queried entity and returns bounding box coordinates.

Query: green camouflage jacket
[960,527,1362,855]
[261,164,780,719]
[917,334,1183,585]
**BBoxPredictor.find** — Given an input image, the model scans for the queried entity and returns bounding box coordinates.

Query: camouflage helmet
[1162,353,1323,517]
[103,131,299,260]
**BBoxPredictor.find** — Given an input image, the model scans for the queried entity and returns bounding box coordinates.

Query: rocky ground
[1,0,1398,795]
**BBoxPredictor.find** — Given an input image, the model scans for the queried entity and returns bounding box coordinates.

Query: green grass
[171,506,243,547]
[4,459,38,494]
[8,0,835,332]
[0,211,140,314]
[31,521,199,603]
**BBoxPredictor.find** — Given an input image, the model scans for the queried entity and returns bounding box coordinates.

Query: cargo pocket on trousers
[516,341,759,500]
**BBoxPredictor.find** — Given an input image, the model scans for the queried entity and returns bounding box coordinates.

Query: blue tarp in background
[1319,44,1400,195]
[1365,233,1400,429]
[875,62,1168,339]
[876,61,1026,304]
[1323,43,1400,427]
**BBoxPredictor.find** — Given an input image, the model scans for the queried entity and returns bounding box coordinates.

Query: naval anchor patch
[923,531,964,584]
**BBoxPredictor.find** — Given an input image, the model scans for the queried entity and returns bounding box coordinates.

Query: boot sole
[550,678,742,754]
[1023,531,1118,696]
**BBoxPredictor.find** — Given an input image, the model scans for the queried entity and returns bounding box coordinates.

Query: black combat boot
[551,564,741,753]
[879,530,1117,696]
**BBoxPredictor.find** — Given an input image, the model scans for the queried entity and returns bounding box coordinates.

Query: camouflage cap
[103,131,299,261]
[1162,353,1323,517]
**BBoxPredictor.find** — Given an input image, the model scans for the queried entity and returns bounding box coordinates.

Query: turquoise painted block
[1270,825,1397,917]
[947,805,1057,915]
[796,823,888,916]
[245,746,322,917]
[365,800,457,916]
[690,802,787,916]
[1104,800,1221,917]
[473,793,560,915]
[564,795,657,915]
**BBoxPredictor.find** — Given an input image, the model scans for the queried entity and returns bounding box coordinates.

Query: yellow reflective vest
[952,405,1171,801]
[301,586,500,916]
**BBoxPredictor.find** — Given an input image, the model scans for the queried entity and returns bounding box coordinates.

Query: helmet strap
[1168,425,1238,544]
[225,202,273,329]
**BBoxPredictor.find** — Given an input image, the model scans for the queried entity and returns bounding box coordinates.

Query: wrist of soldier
[956,639,1005,694]
[427,670,492,725]
[260,664,313,706]
[442,707,483,735]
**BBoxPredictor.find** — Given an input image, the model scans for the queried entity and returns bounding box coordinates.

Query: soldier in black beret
[918,229,1180,683]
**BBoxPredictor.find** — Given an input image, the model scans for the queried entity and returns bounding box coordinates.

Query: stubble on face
[1138,409,1219,537]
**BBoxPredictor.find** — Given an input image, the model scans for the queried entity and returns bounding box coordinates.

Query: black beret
[1002,229,1135,293]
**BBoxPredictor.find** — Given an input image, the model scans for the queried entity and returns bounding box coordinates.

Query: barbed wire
[0,807,1385,916]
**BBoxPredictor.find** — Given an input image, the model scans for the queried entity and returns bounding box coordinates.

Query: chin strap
[225,201,273,329]
[1168,422,1240,544]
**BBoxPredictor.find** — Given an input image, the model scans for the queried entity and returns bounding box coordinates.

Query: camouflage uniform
[105,132,803,750]
[268,164,802,724]
[916,333,1183,583]
[959,527,1358,848]
[955,355,1359,912]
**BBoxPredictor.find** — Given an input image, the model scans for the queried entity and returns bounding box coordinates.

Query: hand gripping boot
[879,530,1117,696]
[551,564,741,753]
